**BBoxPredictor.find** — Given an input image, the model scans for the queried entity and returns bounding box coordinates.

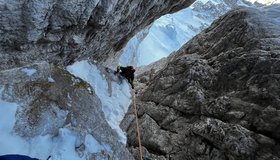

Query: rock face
[0,62,133,159]
[0,0,195,70]
[122,6,280,160]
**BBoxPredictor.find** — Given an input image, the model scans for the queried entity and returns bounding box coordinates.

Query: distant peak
[244,0,280,5]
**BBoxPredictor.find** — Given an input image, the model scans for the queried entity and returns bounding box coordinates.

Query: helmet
[128,66,135,71]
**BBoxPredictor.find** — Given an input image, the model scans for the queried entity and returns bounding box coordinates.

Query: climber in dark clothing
[0,155,39,160]
[116,65,135,89]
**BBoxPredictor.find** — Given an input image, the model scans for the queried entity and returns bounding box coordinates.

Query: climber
[0,155,39,160]
[115,65,135,89]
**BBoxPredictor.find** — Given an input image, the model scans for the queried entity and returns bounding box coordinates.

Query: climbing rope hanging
[133,91,143,160]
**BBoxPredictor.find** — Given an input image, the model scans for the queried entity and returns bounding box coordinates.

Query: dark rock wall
[123,6,280,160]
[0,0,195,70]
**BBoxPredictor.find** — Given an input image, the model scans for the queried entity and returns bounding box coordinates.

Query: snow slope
[119,0,228,66]
[119,7,205,66]
[67,60,132,144]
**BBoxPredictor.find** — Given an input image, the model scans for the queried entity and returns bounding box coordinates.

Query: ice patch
[48,77,55,82]
[21,68,37,76]
[0,88,18,132]
[0,87,26,155]
[51,128,81,160]
[73,35,84,44]
[85,134,112,153]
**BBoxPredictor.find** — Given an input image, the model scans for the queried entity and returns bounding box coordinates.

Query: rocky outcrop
[122,6,280,159]
[0,62,133,159]
[0,0,195,70]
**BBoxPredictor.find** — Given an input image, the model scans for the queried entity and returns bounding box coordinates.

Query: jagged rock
[0,62,133,159]
[0,0,195,70]
[122,6,280,159]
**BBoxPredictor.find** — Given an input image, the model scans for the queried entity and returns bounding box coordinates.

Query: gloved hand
[116,65,121,72]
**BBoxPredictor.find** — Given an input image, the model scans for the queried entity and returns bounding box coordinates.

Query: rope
[133,91,143,160]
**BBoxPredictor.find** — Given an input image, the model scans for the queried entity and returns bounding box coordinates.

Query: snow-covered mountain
[0,0,279,159]
[247,0,280,5]
[119,0,278,66]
